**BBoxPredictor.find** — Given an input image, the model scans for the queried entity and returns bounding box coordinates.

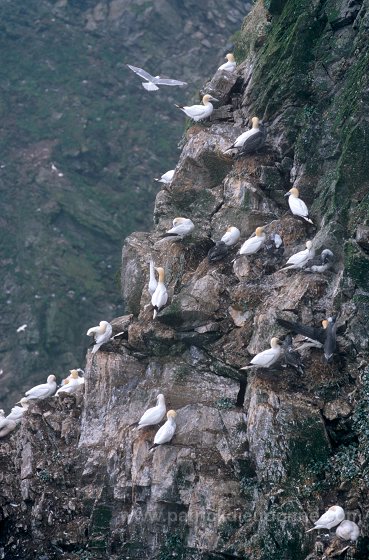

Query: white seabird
[68,368,85,385]
[208,226,241,262]
[55,371,81,396]
[16,324,28,333]
[218,53,236,72]
[280,240,315,270]
[0,417,17,438]
[7,398,29,423]
[127,64,187,91]
[336,520,360,541]
[304,249,335,273]
[306,505,345,532]
[24,375,57,401]
[151,267,168,319]
[175,94,218,122]
[284,187,313,224]
[87,320,113,354]
[239,227,266,255]
[136,394,166,430]
[164,217,195,238]
[154,169,175,184]
[225,116,266,154]
[148,260,158,297]
[241,337,282,369]
[0,410,7,429]
[149,409,177,450]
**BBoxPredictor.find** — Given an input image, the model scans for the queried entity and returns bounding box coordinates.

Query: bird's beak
[284,192,291,197]
[210,97,219,102]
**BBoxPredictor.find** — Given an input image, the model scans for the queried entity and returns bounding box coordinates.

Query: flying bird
[164,217,195,238]
[304,249,335,273]
[306,505,345,532]
[280,240,315,270]
[16,324,28,333]
[175,94,218,122]
[241,337,282,369]
[86,321,113,354]
[135,394,166,430]
[218,53,236,72]
[154,169,175,184]
[225,117,267,154]
[151,267,168,319]
[336,520,360,542]
[238,227,266,256]
[24,375,57,401]
[208,226,240,262]
[148,260,158,297]
[277,316,337,363]
[284,187,313,224]
[149,410,177,450]
[127,64,187,91]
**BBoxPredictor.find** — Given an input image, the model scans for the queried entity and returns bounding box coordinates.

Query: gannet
[86,320,113,354]
[148,260,158,297]
[149,410,177,450]
[241,337,282,369]
[304,249,335,273]
[218,53,236,72]
[127,64,187,91]
[154,169,175,184]
[55,371,80,396]
[277,316,337,363]
[24,375,57,401]
[164,217,195,238]
[136,394,166,430]
[7,398,29,423]
[16,324,28,333]
[239,227,266,255]
[306,505,345,532]
[284,187,313,224]
[208,226,240,262]
[68,369,85,385]
[175,94,218,122]
[282,335,304,375]
[0,417,17,438]
[336,520,360,541]
[280,240,315,270]
[0,410,6,430]
[151,267,168,319]
[225,117,266,154]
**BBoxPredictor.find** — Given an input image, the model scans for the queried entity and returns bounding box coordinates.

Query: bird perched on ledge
[134,394,167,430]
[208,226,240,262]
[238,226,266,256]
[23,375,57,401]
[282,335,304,375]
[277,316,337,363]
[149,409,177,450]
[304,249,335,273]
[225,117,267,155]
[163,217,195,239]
[306,505,345,532]
[151,267,168,319]
[284,187,313,224]
[175,94,218,122]
[154,169,175,184]
[87,321,113,354]
[280,240,315,270]
[241,337,282,370]
[218,53,236,72]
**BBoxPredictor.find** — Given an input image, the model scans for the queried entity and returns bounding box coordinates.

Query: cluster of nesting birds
[0,369,84,438]
[1,53,355,543]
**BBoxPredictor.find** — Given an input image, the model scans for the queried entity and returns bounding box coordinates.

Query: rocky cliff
[0,0,249,409]
[1,0,369,559]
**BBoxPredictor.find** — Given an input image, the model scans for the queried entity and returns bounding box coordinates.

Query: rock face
[2,1,369,559]
[0,0,249,410]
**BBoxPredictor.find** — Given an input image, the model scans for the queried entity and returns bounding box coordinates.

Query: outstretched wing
[127,64,154,82]
[277,318,325,343]
[154,77,188,87]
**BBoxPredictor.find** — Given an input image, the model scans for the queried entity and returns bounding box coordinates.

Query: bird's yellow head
[289,187,300,197]
[270,337,281,348]
[167,410,177,419]
[251,116,260,128]
[173,217,186,225]
[225,53,235,62]
[322,319,329,329]
[70,371,79,380]
[155,267,165,282]
[47,375,56,383]
[255,226,265,236]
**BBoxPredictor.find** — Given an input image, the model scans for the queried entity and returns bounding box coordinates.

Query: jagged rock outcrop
[1,0,369,559]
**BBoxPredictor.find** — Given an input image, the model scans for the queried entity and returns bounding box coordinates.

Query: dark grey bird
[282,335,305,374]
[304,249,335,273]
[277,316,337,363]
[208,241,230,262]
[225,117,267,155]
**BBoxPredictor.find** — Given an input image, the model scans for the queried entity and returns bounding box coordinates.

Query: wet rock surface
[1,0,369,559]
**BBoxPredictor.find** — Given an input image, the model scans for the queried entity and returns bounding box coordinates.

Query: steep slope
[0,0,249,408]
[1,0,369,559]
